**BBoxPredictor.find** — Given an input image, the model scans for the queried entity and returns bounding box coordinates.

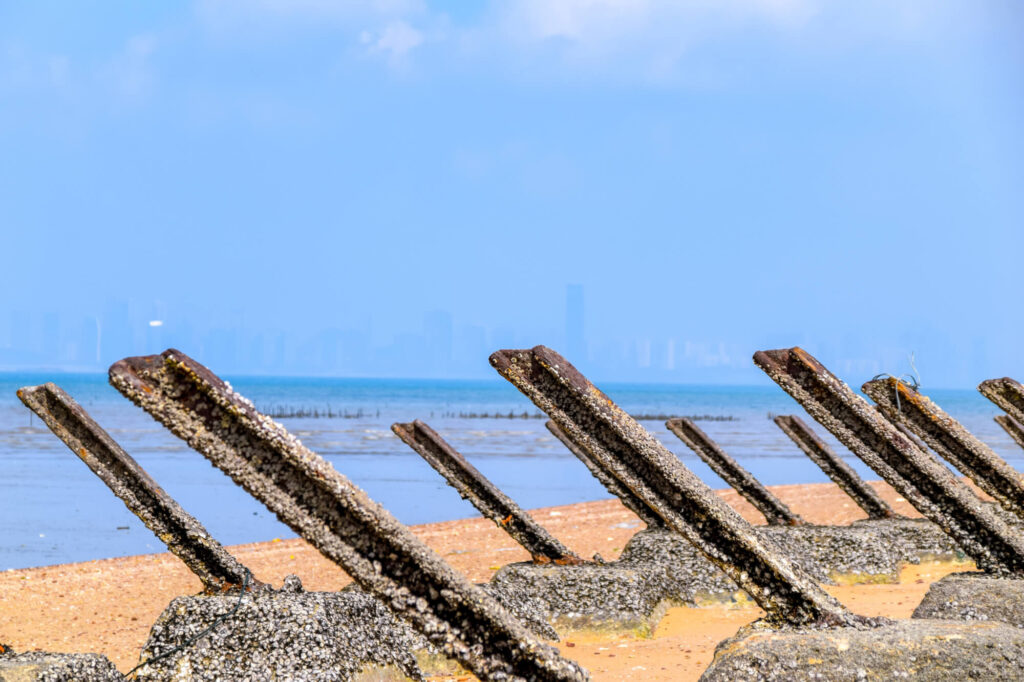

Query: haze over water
[2,371,1019,570]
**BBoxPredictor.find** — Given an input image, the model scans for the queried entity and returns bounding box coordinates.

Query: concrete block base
[134,580,426,681]
[0,651,123,681]
[488,562,675,634]
[913,572,1024,626]
[701,619,1024,681]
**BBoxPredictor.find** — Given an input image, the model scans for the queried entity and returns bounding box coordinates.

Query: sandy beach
[0,480,974,680]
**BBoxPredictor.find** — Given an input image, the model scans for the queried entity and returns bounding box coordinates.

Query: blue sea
[1,372,1020,570]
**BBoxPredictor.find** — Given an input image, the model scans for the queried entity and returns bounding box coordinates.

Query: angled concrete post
[392,420,582,564]
[491,345,861,628]
[109,350,588,682]
[864,377,1024,522]
[666,417,803,526]
[774,415,894,520]
[545,420,664,528]
[18,382,255,593]
[754,347,1024,576]
[996,415,1024,451]
[980,378,1024,425]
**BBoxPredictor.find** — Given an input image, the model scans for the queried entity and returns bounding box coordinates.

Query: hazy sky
[1,1,1021,386]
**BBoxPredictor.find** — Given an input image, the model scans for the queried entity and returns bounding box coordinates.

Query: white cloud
[99,35,159,99]
[195,0,427,36]
[364,21,424,60]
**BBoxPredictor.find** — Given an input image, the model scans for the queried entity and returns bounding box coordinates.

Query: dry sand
[0,481,974,680]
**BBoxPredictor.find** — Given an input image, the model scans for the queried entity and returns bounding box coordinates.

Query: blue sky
[1,1,1021,386]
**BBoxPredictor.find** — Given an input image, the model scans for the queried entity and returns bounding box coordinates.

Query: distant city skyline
[1,3,1020,389]
[0,283,1002,389]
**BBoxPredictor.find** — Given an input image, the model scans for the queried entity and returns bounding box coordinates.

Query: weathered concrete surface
[701,619,1024,681]
[980,377,1024,424]
[617,521,959,599]
[0,651,123,681]
[996,414,1024,451]
[868,517,964,563]
[754,347,1024,576]
[110,349,588,682]
[666,417,803,526]
[492,346,863,628]
[773,415,894,520]
[486,523,947,634]
[489,562,675,635]
[865,377,1024,522]
[133,581,426,682]
[545,420,663,528]
[913,572,1024,626]
[17,383,255,594]
[393,420,582,564]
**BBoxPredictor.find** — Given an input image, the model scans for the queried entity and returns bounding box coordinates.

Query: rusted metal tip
[391,422,414,439]
[752,349,788,376]
[488,349,523,372]
[979,378,1014,391]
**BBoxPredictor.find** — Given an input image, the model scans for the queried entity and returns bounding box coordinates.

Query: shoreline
[1,481,959,679]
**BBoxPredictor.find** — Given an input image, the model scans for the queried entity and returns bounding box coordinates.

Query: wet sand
[0,481,973,680]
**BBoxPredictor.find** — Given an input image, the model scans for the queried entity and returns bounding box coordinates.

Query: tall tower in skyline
[565,284,585,363]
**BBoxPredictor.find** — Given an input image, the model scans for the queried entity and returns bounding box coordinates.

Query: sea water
[1,372,1019,570]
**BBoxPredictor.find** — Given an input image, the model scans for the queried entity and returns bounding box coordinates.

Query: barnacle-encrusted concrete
[773,415,894,520]
[996,415,1024,450]
[863,517,963,562]
[754,347,1024,576]
[865,377,1024,522]
[979,377,1024,424]
[492,346,862,628]
[17,383,254,593]
[489,562,675,635]
[700,619,1024,681]
[545,420,663,528]
[110,349,588,682]
[392,420,582,564]
[0,650,123,681]
[618,521,958,596]
[666,417,803,526]
[480,510,960,635]
[913,572,1024,626]
[133,580,427,682]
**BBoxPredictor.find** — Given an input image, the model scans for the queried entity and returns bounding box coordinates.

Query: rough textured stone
[620,521,959,598]
[133,583,426,682]
[17,383,254,593]
[545,420,662,528]
[913,572,1024,626]
[701,619,1024,681]
[754,347,1024,576]
[865,377,1024,523]
[774,414,894,520]
[110,350,587,682]
[489,562,672,635]
[492,346,860,628]
[666,417,803,526]
[0,651,123,682]
[862,517,963,563]
[392,420,582,564]
[996,414,1024,451]
[486,521,963,635]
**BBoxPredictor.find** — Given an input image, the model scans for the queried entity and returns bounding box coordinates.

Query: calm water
[1,372,1020,570]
